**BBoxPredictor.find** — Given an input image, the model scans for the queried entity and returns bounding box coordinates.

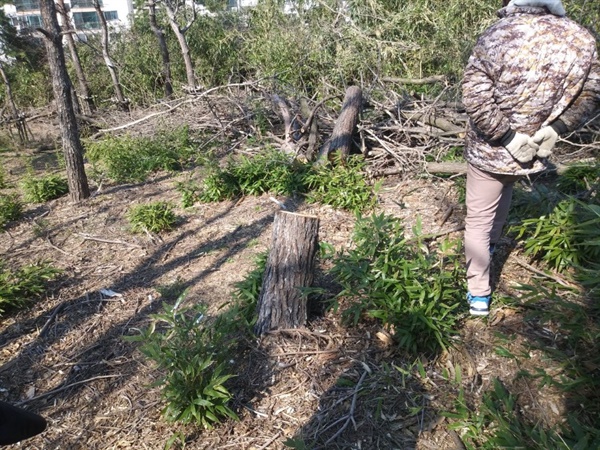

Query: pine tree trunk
[0,61,28,143]
[148,0,173,99]
[39,0,90,202]
[315,85,362,165]
[255,211,320,336]
[94,0,128,110]
[57,0,95,115]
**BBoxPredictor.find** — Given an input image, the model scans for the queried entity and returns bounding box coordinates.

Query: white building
[4,0,135,33]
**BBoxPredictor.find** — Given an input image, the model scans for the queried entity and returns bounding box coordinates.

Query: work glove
[532,126,559,158]
[502,131,538,163]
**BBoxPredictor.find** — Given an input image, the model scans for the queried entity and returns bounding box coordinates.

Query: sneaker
[467,292,491,316]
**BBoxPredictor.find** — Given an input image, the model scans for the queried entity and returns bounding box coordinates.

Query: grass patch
[86,127,195,183]
[0,261,61,315]
[0,194,23,228]
[20,174,69,203]
[128,201,178,234]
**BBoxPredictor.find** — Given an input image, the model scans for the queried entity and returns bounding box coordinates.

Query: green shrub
[126,297,238,427]
[303,156,379,214]
[0,262,61,314]
[86,128,194,183]
[512,198,600,272]
[20,174,69,203]
[328,213,465,354]
[128,201,178,233]
[0,194,23,228]
[230,149,306,196]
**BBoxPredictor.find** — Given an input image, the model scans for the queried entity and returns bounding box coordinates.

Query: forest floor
[0,101,578,449]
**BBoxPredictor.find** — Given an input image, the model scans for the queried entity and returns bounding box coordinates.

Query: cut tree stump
[255,211,320,336]
[315,85,362,165]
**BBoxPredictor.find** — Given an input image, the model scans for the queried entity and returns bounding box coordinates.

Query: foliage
[0,261,61,315]
[20,173,69,203]
[555,163,600,197]
[444,378,593,450]
[0,193,23,228]
[304,156,379,214]
[195,149,305,203]
[126,296,238,427]
[230,251,269,328]
[229,149,306,196]
[86,127,194,183]
[128,201,178,234]
[328,213,465,354]
[512,198,600,273]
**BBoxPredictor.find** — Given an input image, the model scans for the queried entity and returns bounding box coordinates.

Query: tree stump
[315,85,362,165]
[255,211,320,336]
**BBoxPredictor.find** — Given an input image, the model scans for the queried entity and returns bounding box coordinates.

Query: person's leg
[465,164,511,298]
[490,178,518,246]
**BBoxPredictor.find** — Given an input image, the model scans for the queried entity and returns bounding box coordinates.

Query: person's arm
[462,47,512,143]
[554,56,600,133]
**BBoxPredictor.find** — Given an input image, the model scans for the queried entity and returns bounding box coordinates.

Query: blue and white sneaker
[467,293,491,316]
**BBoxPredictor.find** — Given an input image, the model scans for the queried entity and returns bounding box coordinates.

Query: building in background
[3,0,135,34]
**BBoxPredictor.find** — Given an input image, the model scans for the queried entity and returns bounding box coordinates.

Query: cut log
[255,211,320,336]
[315,86,362,165]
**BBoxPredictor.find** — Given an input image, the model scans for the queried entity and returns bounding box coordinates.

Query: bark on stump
[315,85,362,165]
[255,211,320,336]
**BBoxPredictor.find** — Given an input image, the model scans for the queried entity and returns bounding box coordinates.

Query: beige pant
[465,164,521,296]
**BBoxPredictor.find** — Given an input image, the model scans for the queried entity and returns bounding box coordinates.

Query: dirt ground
[0,102,573,449]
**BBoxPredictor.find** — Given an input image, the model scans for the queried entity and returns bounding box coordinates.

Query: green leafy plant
[512,198,600,272]
[126,296,238,428]
[128,201,178,233]
[303,156,379,214]
[328,213,465,354]
[86,128,194,183]
[0,194,23,228]
[20,174,69,203]
[0,261,61,314]
[229,149,305,196]
[556,163,600,197]
[445,377,599,450]
[196,149,306,203]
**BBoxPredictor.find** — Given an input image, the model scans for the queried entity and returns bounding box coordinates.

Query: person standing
[462,0,600,315]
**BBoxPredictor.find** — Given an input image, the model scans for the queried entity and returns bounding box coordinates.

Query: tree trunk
[148,0,173,99]
[0,61,28,143]
[56,0,95,115]
[255,211,320,336]
[163,1,196,91]
[93,0,128,110]
[315,85,362,165]
[39,0,90,202]
[300,98,319,161]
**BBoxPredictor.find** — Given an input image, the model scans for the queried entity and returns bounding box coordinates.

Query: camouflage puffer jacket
[462,5,600,175]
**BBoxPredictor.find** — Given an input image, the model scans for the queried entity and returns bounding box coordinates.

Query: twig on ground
[511,256,582,291]
[38,302,67,337]
[16,374,122,406]
[77,233,143,248]
[323,369,368,445]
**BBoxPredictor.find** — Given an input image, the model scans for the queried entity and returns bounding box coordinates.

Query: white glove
[504,132,539,163]
[532,126,559,158]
